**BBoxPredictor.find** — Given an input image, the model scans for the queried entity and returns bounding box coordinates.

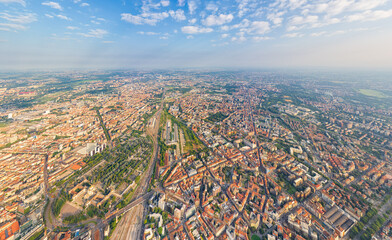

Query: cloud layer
[1,0,392,70]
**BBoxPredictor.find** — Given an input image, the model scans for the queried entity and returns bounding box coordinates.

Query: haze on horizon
[1,0,392,70]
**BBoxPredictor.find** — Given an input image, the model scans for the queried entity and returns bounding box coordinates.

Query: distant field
[358,89,389,98]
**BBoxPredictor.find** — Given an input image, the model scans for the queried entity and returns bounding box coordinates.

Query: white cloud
[121,12,169,25]
[221,33,229,38]
[140,0,170,11]
[269,0,285,9]
[202,14,234,26]
[206,2,218,12]
[284,32,304,38]
[287,25,301,31]
[66,26,79,30]
[102,41,114,43]
[252,36,271,41]
[267,11,285,26]
[181,25,213,34]
[42,1,63,10]
[141,1,162,12]
[81,2,89,7]
[161,0,170,7]
[346,9,392,22]
[307,17,340,28]
[231,32,246,42]
[327,30,345,36]
[350,0,388,11]
[142,12,169,21]
[221,19,250,32]
[317,0,352,16]
[121,14,144,24]
[302,3,328,14]
[138,31,159,35]
[169,9,186,21]
[57,14,71,20]
[50,34,74,41]
[45,14,54,18]
[285,0,392,31]
[265,0,391,35]
[178,0,185,6]
[0,22,26,31]
[189,18,197,24]
[230,19,250,30]
[247,21,270,35]
[286,15,318,31]
[311,28,370,37]
[310,31,326,37]
[237,0,259,18]
[80,28,108,38]
[303,0,384,17]
[150,31,162,35]
[0,0,25,6]
[324,17,340,25]
[91,16,105,22]
[221,25,229,31]
[188,0,197,14]
[0,12,36,31]
[0,12,37,24]
[287,0,307,10]
[289,15,318,26]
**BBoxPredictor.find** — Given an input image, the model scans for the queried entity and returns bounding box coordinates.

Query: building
[0,220,19,240]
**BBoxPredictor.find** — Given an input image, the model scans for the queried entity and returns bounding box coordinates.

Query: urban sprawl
[0,71,392,240]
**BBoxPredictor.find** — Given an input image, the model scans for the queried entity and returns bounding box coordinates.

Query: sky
[1,0,392,70]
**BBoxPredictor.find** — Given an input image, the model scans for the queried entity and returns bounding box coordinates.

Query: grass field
[358,89,389,98]
[251,235,261,240]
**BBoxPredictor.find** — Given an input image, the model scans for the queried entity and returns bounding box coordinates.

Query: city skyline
[1,0,392,70]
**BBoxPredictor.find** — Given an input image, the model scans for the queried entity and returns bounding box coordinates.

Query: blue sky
[1,0,392,70]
